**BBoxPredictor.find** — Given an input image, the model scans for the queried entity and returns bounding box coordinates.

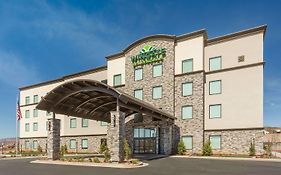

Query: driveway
[0,157,280,175]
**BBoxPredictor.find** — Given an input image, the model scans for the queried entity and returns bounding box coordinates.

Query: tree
[99,141,107,154]
[202,141,213,156]
[124,140,132,160]
[177,139,186,155]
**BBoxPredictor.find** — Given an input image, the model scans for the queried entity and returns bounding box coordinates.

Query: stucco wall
[107,57,126,86]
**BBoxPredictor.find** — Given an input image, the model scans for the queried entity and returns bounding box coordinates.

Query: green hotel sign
[130,45,166,67]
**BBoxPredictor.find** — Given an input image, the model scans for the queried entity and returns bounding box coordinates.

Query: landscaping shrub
[60,144,68,156]
[249,141,256,156]
[37,145,42,153]
[124,140,132,160]
[263,143,272,157]
[130,159,140,164]
[99,141,107,154]
[104,149,111,163]
[202,141,213,156]
[177,139,186,155]
[93,157,100,163]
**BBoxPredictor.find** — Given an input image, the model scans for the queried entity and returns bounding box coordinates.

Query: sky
[0,0,280,139]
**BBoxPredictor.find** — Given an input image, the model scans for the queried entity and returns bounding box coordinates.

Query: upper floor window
[82,119,89,128]
[209,56,221,71]
[134,89,143,100]
[82,139,88,149]
[33,95,39,103]
[101,121,108,126]
[182,58,193,73]
[25,123,30,132]
[25,110,30,118]
[33,122,38,131]
[210,135,221,149]
[209,104,221,119]
[182,105,193,119]
[209,80,221,95]
[182,136,193,150]
[153,64,163,77]
[33,109,38,118]
[70,118,77,128]
[25,96,30,105]
[113,74,122,86]
[134,68,143,81]
[152,86,162,99]
[182,82,193,96]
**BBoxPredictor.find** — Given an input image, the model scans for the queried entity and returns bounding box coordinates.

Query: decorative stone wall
[19,137,47,152]
[204,129,265,155]
[47,118,60,160]
[107,111,125,162]
[174,72,205,154]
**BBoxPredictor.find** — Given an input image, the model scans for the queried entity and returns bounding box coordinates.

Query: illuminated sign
[130,45,166,67]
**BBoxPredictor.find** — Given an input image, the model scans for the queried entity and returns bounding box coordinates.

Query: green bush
[104,149,111,163]
[100,142,107,154]
[177,139,186,155]
[202,141,213,156]
[60,144,68,156]
[93,157,100,163]
[249,141,256,156]
[37,145,42,153]
[124,140,132,160]
[131,159,140,164]
[263,143,272,157]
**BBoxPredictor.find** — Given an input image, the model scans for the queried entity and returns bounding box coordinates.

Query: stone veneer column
[160,123,173,155]
[107,111,125,162]
[47,118,60,160]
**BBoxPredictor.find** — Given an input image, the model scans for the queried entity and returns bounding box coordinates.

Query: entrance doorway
[133,128,157,154]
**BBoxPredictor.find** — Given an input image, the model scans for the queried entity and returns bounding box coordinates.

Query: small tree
[249,141,256,156]
[177,139,186,155]
[60,144,68,157]
[263,143,272,158]
[37,145,42,153]
[100,141,107,154]
[104,149,111,163]
[124,140,132,160]
[202,141,213,156]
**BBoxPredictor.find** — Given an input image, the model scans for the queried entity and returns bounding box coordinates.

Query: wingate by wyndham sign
[130,45,166,67]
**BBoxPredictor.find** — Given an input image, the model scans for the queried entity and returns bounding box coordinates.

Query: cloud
[0,51,40,87]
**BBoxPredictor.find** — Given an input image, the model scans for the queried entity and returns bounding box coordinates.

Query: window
[210,135,221,149]
[33,140,38,150]
[33,109,38,118]
[113,74,122,86]
[209,104,221,119]
[153,64,162,77]
[152,86,162,99]
[70,139,77,149]
[25,140,30,149]
[134,68,143,81]
[182,59,193,73]
[82,119,88,128]
[134,89,143,100]
[182,136,193,150]
[182,82,193,96]
[209,56,221,71]
[25,96,30,105]
[25,110,30,118]
[33,95,39,103]
[70,118,77,128]
[33,122,38,131]
[182,106,193,119]
[100,121,108,126]
[81,139,88,149]
[209,80,221,95]
[25,123,30,132]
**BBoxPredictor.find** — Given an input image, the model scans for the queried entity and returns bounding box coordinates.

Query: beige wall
[205,32,264,71]
[20,69,107,138]
[175,36,204,74]
[107,57,126,86]
[204,65,263,130]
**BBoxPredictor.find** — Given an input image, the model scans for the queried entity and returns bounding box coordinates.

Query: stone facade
[47,118,60,160]
[204,129,265,155]
[174,72,205,154]
[19,137,47,152]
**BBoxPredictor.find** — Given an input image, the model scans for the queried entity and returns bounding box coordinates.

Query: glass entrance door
[133,128,157,154]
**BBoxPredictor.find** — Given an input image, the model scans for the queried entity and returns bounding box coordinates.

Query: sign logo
[130,45,166,67]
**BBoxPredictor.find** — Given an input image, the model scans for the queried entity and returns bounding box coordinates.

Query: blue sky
[0,0,280,139]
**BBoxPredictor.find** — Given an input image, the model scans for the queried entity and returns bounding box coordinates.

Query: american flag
[16,101,22,120]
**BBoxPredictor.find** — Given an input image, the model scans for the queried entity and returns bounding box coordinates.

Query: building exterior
[19,25,266,156]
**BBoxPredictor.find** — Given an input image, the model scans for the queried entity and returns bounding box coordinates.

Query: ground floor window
[24,140,30,149]
[182,136,193,150]
[33,140,38,150]
[210,135,221,149]
[70,139,77,149]
[81,139,88,149]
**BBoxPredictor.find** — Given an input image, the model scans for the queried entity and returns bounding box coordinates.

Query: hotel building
[19,25,266,157]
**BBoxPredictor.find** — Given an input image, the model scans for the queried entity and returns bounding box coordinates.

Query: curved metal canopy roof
[36,79,175,122]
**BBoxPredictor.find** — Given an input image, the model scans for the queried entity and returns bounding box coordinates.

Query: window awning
[36,79,175,122]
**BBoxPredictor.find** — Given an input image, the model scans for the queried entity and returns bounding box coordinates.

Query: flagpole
[16,95,18,156]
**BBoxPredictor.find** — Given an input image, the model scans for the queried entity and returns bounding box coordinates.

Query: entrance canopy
[36,79,175,122]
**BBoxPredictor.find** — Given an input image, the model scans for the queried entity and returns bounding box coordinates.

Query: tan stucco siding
[204,65,263,130]
[204,32,264,71]
[175,36,204,74]
[107,57,126,86]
